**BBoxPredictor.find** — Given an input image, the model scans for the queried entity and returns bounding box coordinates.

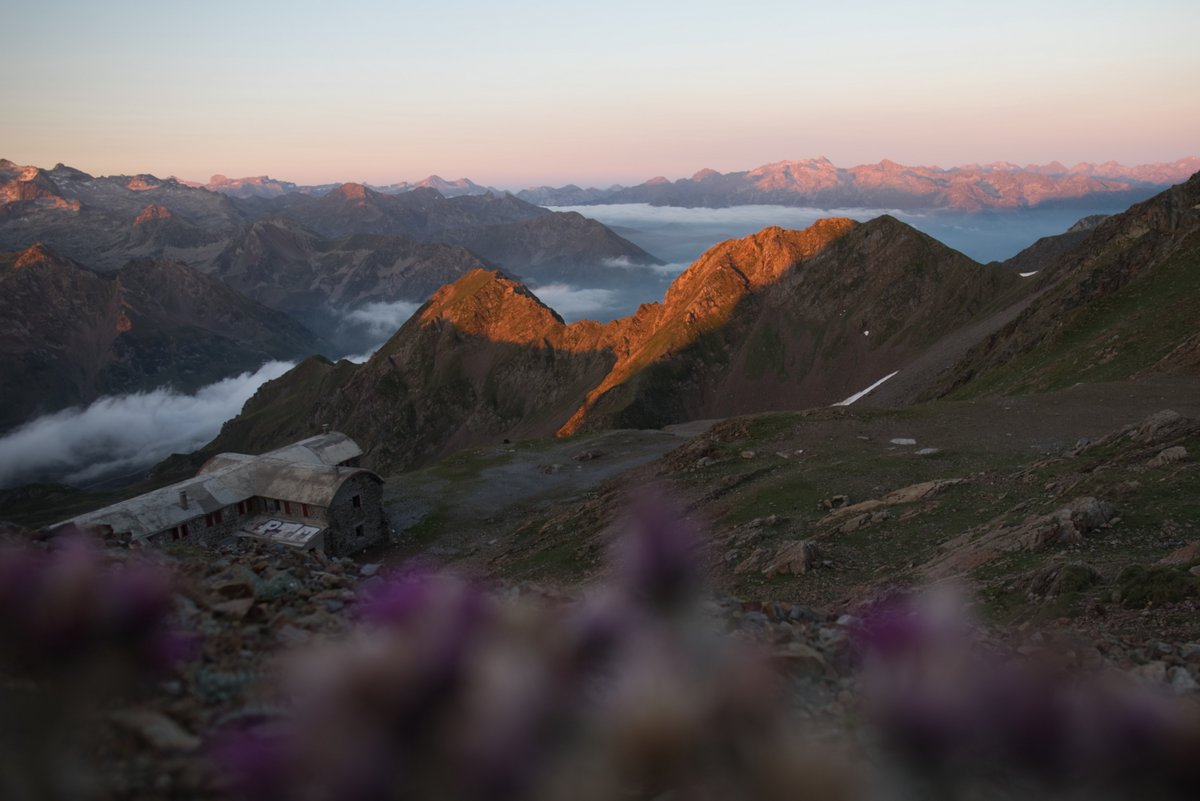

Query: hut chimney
[322,423,330,434]
[179,490,188,510]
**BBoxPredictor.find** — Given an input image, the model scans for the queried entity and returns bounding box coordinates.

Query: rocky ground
[382,375,1200,699]
[3,375,1200,799]
[2,526,1196,800]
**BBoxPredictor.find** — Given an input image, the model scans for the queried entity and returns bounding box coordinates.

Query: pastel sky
[3,0,1197,188]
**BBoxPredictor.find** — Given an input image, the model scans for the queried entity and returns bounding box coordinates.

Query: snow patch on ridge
[833,370,900,407]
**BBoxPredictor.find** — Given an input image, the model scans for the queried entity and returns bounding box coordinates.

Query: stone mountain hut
[61,432,387,556]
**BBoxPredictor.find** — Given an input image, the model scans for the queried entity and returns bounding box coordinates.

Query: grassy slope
[473,387,1200,636]
[952,227,1200,398]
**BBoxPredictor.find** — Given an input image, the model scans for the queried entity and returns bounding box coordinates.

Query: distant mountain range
[181,173,501,199]
[170,157,1200,212]
[194,170,1200,474]
[0,160,659,340]
[0,159,663,433]
[516,157,1200,210]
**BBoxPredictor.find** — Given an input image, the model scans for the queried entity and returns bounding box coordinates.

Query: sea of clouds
[554,202,1126,264]
[0,361,296,489]
[0,298,431,489]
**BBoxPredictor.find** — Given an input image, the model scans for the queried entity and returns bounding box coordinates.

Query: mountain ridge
[516,157,1200,211]
[0,160,664,345]
[200,214,1023,472]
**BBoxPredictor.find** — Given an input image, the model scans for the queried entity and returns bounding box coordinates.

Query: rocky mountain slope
[201,217,492,338]
[200,215,1021,473]
[0,244,323,432]
[260,183,660,273]
[0,160,243,269]
[197,172,1200,476]
[0,161,661,314]
[517,156,1200,211]
[929,171,1200,398]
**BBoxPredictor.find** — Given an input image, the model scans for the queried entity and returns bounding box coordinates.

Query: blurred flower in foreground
[216,492,859,801]
[0,530,181,676]
[0,530,184,801]
[854,587,1200,798]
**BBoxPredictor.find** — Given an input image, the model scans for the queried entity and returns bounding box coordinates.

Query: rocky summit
[200,212,1024,473]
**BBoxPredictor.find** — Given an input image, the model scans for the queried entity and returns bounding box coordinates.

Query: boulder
[1018,497,1117,550]
[762,541,821,577]
[1170,667,1198,695]
[733,547,770,574]
[1130,409,1192,444]
[1147,445,1188,468]
[834,510,892,535]
[771,642,830,675]
[820,494,850,510]
[109,708,201,752]
[1160,541,1200,566]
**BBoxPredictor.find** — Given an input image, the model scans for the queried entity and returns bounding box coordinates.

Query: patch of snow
[890,438,917,446]
[833,370,899,407]
[863,330,870,336]
[1019,271,1039,277]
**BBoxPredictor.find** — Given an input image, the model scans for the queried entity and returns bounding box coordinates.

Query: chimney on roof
[179,490,188,510]
[322,423,330,434]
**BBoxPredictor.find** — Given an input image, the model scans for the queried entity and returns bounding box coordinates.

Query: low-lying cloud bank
[336,299,424,363]
[343,300,422,341]
[530,283,623,320]
[555,202,1128,264]
[602,256,689,275]
[0,361,295,490]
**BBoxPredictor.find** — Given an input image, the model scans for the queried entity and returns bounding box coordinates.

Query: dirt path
[376,423,711,562]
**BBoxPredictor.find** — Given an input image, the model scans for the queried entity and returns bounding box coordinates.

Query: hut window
[352,494,362,509]
[355,524,364,538]
[302,503,310,517]
[181,524,189,538]
[170,526,179,541]
[205,513,213,528]
[214,510,223,525]
[236,500,246,515]
[284,501,292,515]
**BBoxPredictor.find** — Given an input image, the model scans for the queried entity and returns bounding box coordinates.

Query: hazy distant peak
[126,174,168,191]
[133,203,173,225]
[12,241,62,269]
[333,182,370,199]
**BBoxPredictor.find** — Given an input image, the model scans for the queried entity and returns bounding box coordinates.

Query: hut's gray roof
[261,432,363,469]
[198,432,362,476]
[63,432,376,541]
